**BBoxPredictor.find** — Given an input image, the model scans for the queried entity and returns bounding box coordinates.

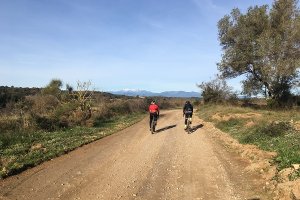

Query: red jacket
[149,104,159,114]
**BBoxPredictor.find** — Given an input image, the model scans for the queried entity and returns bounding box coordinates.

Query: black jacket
[183,103,193,114]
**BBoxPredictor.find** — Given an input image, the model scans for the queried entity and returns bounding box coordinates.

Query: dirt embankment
[203,118,300,200]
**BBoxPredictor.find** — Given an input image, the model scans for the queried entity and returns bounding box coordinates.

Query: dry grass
[198,104,300,171]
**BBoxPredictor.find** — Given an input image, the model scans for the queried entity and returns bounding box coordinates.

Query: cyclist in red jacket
[149,100,159,131]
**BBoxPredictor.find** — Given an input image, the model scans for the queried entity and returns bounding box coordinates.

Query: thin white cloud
[139,15,164,29]
[191,0,227,15]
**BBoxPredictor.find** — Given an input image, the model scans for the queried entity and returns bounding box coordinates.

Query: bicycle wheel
[151,120,155,134]
[187,119,191,134]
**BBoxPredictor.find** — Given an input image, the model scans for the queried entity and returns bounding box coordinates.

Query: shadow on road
[155,125,177,133]
[189,124,204,134]
[158,113,166,118]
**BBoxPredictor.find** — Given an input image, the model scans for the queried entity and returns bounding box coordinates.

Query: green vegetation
[198,77,238,105]
[0,86,40,108]
[0,113,145,178]
[198,104,300,170]
[0,79,190,179]
[0,79,149,179]
[200,0,300,175]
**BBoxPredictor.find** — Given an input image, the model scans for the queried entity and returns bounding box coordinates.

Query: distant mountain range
[109,89,200,98]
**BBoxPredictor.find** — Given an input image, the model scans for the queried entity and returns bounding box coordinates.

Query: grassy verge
[198,104,300,172]
[0,113,146,179]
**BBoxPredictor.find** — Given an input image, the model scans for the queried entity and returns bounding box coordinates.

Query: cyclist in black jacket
[183,101,193,129]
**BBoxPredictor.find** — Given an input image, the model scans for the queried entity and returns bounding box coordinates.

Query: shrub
[106,99,147,115]
[92,107,112,126]
[110,100,130,114]
[215,118,245,133]
[24,95,60,115]
[193,99,202,107]
[261,121,293,137]
[0,115,22,132]
[267,98,281,109]
[53,102,80,127]
[41,79,63,99]
[32,114,59,131]
[198,77,235,104]
[92,99,148,127]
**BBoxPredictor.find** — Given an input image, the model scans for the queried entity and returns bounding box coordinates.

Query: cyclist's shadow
[189,124,204,133]
[155,125,177,133]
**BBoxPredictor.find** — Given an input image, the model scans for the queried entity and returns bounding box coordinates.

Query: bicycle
[150,117,157,134]
[186,117,192,134]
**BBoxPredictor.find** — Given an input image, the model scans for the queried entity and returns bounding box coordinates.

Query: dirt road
[0,110,271,200]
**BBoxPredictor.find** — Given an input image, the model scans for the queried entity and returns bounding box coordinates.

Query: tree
[217,0,300,105]
[66,84,73,94]
[198,77,234,104]
[69,81,94,118]
[41,79,63,98]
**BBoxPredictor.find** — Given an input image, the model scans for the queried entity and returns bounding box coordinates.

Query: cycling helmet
[186,100,190,104]
[151,100,156,104]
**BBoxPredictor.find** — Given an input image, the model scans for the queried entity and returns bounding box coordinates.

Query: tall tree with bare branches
[73,80,94,112]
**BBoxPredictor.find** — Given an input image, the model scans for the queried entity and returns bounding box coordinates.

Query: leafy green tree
[42,79,63,98]
[217,0,300,105]
[198,77,234,104]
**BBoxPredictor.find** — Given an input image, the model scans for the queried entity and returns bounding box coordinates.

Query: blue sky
[0,0,275,92]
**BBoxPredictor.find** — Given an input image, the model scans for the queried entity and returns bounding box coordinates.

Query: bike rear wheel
[187,118,191,134]
[151,120,156,134]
